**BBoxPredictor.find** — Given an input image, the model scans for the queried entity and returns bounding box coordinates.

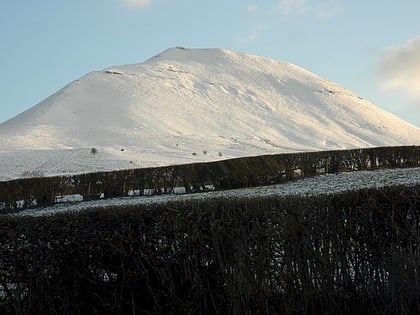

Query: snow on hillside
[1,47,420,181]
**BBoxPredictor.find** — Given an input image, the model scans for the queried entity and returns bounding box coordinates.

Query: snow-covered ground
[1,47,420,181]
[14,167,420,217]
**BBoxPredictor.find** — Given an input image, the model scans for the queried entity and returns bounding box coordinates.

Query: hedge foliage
[1,146,419,212]
[1,184,420,314]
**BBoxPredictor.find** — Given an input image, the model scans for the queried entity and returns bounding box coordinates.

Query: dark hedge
[1,145,419,212]
[1,184,420,314]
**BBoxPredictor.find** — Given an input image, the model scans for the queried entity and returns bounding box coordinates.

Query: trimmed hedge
[1,146,419,212]
[1,184,420,314]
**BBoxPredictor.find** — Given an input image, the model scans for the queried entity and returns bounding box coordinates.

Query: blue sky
[1,0,420,126]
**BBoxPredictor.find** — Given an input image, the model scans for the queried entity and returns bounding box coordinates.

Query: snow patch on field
[14,167,420,217]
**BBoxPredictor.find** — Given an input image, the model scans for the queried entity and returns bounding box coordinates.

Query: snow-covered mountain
[1,47,420,180]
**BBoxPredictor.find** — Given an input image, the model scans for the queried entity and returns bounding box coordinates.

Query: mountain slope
[1,47,419,180]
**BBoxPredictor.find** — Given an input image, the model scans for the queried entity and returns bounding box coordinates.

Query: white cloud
[125,0,152,8]
[247,3,258,14]
[277,0,307,16]
[377,37,420,98]
[313,0,343,19]
[277,0,342,18]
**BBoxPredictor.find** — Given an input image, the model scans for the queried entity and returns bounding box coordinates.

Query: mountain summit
[1,47,419,180]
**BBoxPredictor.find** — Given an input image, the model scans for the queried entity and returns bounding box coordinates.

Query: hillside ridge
[0,46,419,180]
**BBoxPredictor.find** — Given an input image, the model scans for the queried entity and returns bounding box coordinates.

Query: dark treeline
[1,145,419,212]
[1,184,420,314]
